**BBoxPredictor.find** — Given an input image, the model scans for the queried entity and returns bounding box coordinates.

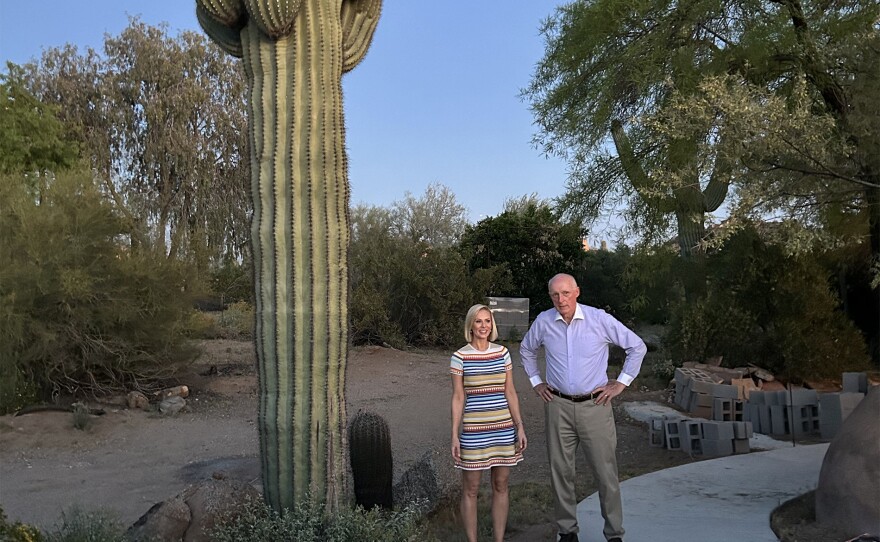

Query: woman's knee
[491,468,510,494]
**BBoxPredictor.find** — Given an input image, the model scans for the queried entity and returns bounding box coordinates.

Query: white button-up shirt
[520,304,646,395]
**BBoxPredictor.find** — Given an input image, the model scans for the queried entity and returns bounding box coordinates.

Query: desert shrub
[0,171,198,413]
[0,507,45,542]
[209,258,253,305]
[665,226,870,380]
[210,497,425,542]
[213,301,255,340]
[43,508,124,542]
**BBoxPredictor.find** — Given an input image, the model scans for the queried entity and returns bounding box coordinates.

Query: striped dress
[451,344,524,470]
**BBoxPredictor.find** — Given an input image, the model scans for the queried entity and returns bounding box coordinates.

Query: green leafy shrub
[0,171,198,413]
[665,226,870,380]
[210,497,425,542]
[0,507,45,542]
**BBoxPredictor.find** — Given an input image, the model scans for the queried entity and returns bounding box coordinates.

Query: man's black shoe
[608,538,624,542]
[558,533,579,542]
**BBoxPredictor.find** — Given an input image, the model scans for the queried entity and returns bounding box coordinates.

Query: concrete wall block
[770,405,790,435]
[710,383,739,399]
[701,438,733,457]
[842,372,868,394]
[712,398,733,421]
[732,438,750,454]
[784,388,818,406]
[701,421,735,441]
[758,405,772,434]
[748,391,766,405]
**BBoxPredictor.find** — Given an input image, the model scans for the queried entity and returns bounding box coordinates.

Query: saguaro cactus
[194,0,382,513]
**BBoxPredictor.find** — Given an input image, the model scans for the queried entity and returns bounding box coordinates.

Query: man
[520,273,646,542]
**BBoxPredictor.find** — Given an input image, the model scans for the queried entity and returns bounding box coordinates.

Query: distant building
[487,297,529,341]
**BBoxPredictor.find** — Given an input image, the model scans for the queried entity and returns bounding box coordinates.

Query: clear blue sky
[0,1,575,224]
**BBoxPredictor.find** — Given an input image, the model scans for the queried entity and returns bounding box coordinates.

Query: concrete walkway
[577,443,829,542]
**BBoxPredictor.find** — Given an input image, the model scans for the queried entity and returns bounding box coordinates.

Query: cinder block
[691,379,715,394]
[784,388,818,406]
[749,391,766,405]
[819,392,865,439]
[733,400,745,421]
[712,398,733,421]
[758,405,771,434]
[770,405,789,435]
[842,372,868,394]
[649,417,665,447]
[701,421,735,441]
[710,383,739,399]
[732,438,750,454]
[701,438,733,457]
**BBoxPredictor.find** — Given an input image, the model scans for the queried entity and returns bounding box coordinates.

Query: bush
[0,506,44,542]
[210,497,425,542]
[43,508,124,542]
[0,171,199,413]
[665,226,870,380]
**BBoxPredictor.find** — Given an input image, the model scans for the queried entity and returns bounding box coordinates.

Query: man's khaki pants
[546,398,624,540]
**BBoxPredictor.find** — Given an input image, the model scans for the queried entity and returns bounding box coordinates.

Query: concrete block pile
[649,416,753,457]
[667,366,873,453]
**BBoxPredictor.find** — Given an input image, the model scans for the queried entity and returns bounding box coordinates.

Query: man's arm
[592,312,647,406]
[519,317,544,387]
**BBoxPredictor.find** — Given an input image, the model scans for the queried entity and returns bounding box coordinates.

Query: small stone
[159,396,186,416]
[127,391,150,410]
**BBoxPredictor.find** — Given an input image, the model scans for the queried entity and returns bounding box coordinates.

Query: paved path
[577,443,828,542]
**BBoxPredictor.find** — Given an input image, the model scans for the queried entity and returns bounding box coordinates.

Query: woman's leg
[461,469,482,542]
[490,466,511,542]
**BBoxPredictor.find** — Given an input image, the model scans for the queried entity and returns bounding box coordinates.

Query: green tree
[0,171,198,414]
[523,0,737,302]
[389,182,469,247]
[0,64,78,175]
[665,224,870,380]
[22,19,251,270]
[459,197,584,317]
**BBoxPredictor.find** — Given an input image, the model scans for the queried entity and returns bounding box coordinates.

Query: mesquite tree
[194,0,382,512]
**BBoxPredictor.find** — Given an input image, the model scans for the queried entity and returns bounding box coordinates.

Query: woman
[451,304,527,542]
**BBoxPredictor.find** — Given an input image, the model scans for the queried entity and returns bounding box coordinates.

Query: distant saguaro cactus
[348,410,393,510]
[194,0,382,513]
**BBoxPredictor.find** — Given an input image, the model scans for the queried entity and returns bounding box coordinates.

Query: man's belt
[549,389,601,402]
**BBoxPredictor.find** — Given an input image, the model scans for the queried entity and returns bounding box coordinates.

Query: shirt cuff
[529,375,544,388]
[616,373,634,387]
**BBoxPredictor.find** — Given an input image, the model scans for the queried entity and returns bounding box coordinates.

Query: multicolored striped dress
[451,344,523,470]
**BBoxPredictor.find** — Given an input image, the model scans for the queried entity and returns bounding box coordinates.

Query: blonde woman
[451,304,527,542]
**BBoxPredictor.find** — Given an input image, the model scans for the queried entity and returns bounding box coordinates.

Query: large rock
[127,477,260,542]
[815,386,880,538]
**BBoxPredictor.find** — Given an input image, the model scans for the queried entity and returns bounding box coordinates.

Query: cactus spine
[195,0,382,513]
[348,410,393,510]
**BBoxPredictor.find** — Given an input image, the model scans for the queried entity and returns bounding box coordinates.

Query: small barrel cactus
[348,410,393,510]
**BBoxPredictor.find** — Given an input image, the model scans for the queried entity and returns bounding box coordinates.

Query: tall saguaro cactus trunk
[195,0,382,513]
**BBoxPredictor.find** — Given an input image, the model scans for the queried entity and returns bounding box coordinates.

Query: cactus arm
[341,0,382,73]
[199,0,245,25]
[610,119,676,213]
[196,3,244,58]
[244,0,303,38]
[702,144,731,213]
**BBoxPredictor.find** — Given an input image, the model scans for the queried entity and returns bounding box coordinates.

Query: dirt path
[0,340,691,538]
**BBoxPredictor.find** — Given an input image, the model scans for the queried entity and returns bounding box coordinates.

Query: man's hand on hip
[534,383,554,403]
[593,380,625,406]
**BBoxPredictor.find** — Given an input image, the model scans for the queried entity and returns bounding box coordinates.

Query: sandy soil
[0,340,694,538]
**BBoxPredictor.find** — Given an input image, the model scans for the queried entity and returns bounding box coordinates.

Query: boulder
[159,396,186,416]
[815,386,880,539]
[127,391,150,410]
[127,478,260,542]
[393,450,442,513]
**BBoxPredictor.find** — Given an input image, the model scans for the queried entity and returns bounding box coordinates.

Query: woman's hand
[451,435,461,463]
[516,428,528,454]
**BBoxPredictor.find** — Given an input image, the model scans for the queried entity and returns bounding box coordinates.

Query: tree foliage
[459,198,584,317]
[665,224,870,380]
[389,182,470,247]
[19,19,250,270]
[0,171,198,413]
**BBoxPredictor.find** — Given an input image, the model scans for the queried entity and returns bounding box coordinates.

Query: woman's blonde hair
[463,304,499,342]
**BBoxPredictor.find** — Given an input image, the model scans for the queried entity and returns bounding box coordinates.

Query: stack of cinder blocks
[745,389,819,436]
[674,367,746,421]
[649,416,752,457]
[818,372,869,439]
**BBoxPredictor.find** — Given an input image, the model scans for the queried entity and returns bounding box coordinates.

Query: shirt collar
[554,303,584,322]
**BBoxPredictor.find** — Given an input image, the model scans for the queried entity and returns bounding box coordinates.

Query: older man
[520,273,646,542]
